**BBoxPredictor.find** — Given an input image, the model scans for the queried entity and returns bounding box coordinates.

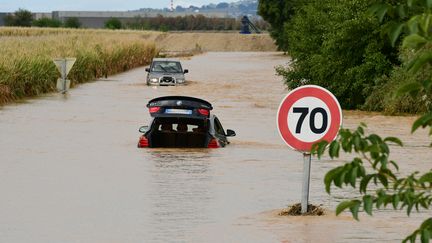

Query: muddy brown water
[0,52,431,243]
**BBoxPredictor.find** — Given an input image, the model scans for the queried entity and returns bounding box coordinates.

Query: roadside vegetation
[0,28,157,104]
[124,15,269,31]
[259,0,431,114]
[4,9,269,32]
[259,0,432,241]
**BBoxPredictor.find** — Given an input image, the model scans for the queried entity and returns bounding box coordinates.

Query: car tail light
[138,136,149,148]
[149,107,161,113]
[208,138,220,148]
[198,108,210,116]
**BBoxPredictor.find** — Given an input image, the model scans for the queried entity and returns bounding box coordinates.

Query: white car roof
[152,58,181,62]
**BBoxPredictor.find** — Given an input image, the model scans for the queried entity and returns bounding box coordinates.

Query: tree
[64,17,81,28]
[313,2,432,241]
[104,17,122,30]
[261,0,401,109]
[4,9,33,27]
[258,0,304,51]
[3,14,15,26]
[33,18,62,28]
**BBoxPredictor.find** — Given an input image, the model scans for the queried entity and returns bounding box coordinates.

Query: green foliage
[312,124,432,242]
[159,25,169,32]
[266,0,400,109]
[64,17,81,28]
[315,2,432,242]
[363,52,432,114]
[260,0,432,112]
[104,18,122,30]
[362,0,432,114]
[124,15,251,31]
[32,18,62,28]
[4,9,33,27]
[258,0,302,51]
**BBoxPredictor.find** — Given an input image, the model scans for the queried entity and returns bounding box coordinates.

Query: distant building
[34,12,52,19]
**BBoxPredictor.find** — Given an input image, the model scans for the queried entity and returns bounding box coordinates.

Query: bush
[364,48,432,114]
[262,0,399,109]
[4,9,33,27]
[33,18,62,28]
[104,18,122,29]
[64,17,81,28]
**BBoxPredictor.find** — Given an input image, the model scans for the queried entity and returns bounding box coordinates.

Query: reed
[0,27,157,104]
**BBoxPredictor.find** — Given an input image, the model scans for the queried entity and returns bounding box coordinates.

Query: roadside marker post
[277,85,342,214]
[53,58,76,94]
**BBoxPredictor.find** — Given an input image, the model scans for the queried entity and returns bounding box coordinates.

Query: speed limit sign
[277,85,342,152]
[277,85,342,214]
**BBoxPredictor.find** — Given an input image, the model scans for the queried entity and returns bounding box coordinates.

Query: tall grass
[0,27,157,104]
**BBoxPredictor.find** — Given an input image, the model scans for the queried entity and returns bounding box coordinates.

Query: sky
[1,0,237,12]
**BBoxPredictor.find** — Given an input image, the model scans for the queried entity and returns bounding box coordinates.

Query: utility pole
[171,0,174,12]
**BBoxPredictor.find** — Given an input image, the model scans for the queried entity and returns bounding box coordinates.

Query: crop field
[0,27,157,104]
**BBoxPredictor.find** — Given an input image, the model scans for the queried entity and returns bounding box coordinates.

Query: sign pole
[301,153,311,214]
[62,59,67,93]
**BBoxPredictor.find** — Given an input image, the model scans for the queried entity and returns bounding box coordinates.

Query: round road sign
[277,85,342,152]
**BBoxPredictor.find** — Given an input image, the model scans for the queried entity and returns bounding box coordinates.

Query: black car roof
[147,96,213,110]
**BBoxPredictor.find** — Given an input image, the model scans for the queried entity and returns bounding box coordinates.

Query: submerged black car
[138,96,236,148]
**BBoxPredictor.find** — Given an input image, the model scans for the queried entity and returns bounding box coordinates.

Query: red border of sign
[277,85,342,152]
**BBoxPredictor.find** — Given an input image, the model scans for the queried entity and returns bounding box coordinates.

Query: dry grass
[0,27,157,104]
[0,26,158,37]
[0,27,276,104]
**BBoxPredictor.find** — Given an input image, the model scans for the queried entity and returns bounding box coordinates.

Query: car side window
[214,117,225,135]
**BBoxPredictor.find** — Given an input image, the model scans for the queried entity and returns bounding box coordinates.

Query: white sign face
[277,85,342,152]
[53,58,76,77]
[56,79,70,91]
[65,58,76,75]
[287,97,332,143]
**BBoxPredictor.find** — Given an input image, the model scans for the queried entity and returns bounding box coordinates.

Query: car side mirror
[183,69,189,74]
[226,129,236,137]
[139,126,149,133]
[145,68,150,72]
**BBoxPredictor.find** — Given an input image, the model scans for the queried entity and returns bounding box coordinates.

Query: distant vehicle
[138,96,236,148]
[145,58,188,86]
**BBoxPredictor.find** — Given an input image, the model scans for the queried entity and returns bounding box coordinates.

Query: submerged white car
[145,58,188,86]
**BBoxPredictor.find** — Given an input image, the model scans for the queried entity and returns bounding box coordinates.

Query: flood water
[0,52,431,243]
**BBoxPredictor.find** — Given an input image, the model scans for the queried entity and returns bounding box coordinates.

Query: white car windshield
[151,61,182,73]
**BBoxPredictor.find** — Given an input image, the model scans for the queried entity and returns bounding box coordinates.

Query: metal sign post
[301,153,312,214]
[53,58,76,94]
[277,85,342,214]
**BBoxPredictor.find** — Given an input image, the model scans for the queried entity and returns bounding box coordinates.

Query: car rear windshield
[151,61,183,73]
[149,117,209,148]
[152,117,208,133]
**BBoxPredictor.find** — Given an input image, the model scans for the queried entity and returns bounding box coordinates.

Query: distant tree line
[125,14,268,31]
[4,9,82,28]
[126,15,239,31]
[3,9,269,31]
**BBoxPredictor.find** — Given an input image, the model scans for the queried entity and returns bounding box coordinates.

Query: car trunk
[148,117,209,148]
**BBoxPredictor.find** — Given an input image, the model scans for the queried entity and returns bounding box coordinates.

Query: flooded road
[0,52,431,243]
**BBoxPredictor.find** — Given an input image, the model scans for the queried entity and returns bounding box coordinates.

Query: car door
[213,116,228,147]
